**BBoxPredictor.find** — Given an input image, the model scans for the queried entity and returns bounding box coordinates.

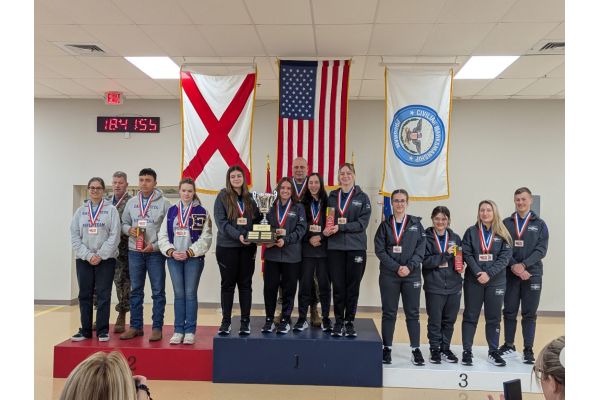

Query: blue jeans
[129,251,166,330]
[168,257,205,334]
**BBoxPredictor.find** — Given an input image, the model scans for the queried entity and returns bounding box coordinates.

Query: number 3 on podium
[458,373,468,388]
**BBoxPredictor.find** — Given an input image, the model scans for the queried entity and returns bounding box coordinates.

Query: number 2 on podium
[458,373,468,388]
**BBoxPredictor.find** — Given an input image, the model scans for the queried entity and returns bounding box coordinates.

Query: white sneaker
[169,333,184,344]
[183,333,195,344]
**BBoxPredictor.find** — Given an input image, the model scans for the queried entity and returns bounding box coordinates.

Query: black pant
[462,279,505,352]
[503,275,542,348]
[76,258,116,337]
[299,257,331,319]
[425,291,461,350]
[216,245,257,322]
[328,250,366,323]
[264,260,301,320]
[379,272,421,347]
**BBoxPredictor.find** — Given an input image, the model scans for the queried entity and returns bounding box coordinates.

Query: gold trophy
[246,191,278,243]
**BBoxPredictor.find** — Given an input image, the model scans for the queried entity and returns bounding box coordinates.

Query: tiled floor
[35,305,563,400]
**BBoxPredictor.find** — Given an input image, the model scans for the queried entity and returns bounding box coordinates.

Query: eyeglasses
[88,187,104,191]
[392,199,407,204]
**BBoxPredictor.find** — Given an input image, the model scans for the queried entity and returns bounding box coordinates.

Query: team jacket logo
[390,104,445,167]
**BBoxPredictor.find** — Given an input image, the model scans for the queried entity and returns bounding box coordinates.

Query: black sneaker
[461,350,473,366]
[239,319,251,335]
[488,350,507,366]
[429,348,441,364]
[71,332,91,342]
[383,347,392,364]
[276,320,290,334]
[523,347,535,364]
[98,333,110,342]
[293,318,309,332]
[344,321,357,337]
[321,317,333,332]
[332,321,344,337]
[441,348,459,363]
[499,343,517,358]
[261,319,275,333]
[218,321,231,335]
[411,348,425,366]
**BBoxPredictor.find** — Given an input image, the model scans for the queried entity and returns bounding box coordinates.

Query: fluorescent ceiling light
[455,56,519,79]
[124,57,180,79]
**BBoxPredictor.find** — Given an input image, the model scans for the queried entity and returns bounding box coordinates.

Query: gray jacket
[70,198,121,261]
[326,185,371,251]
[503,212,549,277]
[264,201,307,263]
[213,189,261,248]
[121,189,170,252]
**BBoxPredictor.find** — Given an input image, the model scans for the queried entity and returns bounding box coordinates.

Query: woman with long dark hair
[294,173,332,332]
[213,166,260,335]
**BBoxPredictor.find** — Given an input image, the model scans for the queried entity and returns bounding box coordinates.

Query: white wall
[35,98,564,311]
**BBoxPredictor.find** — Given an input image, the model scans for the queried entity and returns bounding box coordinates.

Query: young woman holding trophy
[422,206,463,364]
[374,189,426,365]
[323,163,372,337]
[295,173,332,332]
[213,166,260,336]
[262,177,307,334]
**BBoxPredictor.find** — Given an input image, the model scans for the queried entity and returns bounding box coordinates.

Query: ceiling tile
[420,23,495,56]
[474,22,559,55]
[35,1,76,24]
[115,79,171,96]
[36,25,99,43]
[360,80,384,97]
[37,56,105,78]
[35,82,68,97]
[550,90,564,99]
[471,95,510,99]
[39,0,133,25]
[502,0,564,22]
[198,25,265,56]
[173,56,222,65]
[545,22,564,40]
[256,57,277,80]
[477,78,536,95]
[452,79,492,96]
[376,0,446,23]
[178,0,252,24]
[37,78,98,96]
[140,25,216,57]
[155,80,181,96]
[315,25,372,56]
[349,56,366,80]
[256,25,315,56]
[81,25,166,56]
[516,78,563,96]
[499,55,564,78]
[363,56,385,80]
[246,0,312,24]
[349,80,361,97]
[546,63,564,78]
[35,62,65,78]
[112,0,192,24]
[437,0,517,23]
[370,24,433,55]
[35,38,71,56]
[72,78,131,95]
[78,57,149,79]
[312,0,378,24]
[256,79,278,99]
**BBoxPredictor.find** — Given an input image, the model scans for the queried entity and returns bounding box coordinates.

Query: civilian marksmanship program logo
[390,104,445,167]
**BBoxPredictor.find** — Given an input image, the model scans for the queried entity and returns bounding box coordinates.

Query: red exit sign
[105,91,123,105]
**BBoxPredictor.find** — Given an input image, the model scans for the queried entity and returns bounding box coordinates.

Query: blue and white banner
[381,68,453,200]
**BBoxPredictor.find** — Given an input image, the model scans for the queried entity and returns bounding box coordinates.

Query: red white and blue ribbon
[337,186,355,217]
[138,191,155,218]
[434,230,449,254]
[87,200,105,227]
[311,200,322,225]
[392,214,407,245]
[177,201,193,228]
[293,178,307,197]
[479,223,495,253]
[237,199,245,217]
[113,194,126,208]
[513,211,532,240]
[277,200,292,227]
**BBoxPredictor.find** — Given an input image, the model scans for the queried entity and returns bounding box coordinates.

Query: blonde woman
[461,200,512,367]
[59,351,151,400]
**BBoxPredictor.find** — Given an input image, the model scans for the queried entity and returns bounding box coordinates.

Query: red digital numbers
[98,117,159,133]
[148,118,158,132]
[135,118,147,131]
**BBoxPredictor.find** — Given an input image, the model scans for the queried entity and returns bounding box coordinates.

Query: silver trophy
[247,190,278,243]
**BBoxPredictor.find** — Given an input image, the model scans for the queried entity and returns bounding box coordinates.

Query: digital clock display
[97,116,160,133]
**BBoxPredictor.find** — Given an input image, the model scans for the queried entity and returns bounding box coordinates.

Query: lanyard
[138,191,155,218]
[478,223,495,254]
[434,230,449,253]
[514,211,532,239]
[87,201,104,226]
[337,186,355,217]
[391,214,407,245]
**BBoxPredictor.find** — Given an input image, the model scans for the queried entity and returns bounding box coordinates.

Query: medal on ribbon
[337,187,355,225]
[138,191,155,218]
[478,224,495,262]
[87,200,104,235]
[513,211,531,248]
[293,178,307,197]
[434,230,449,254]
[391,214,407,253]
[236,199,247,225]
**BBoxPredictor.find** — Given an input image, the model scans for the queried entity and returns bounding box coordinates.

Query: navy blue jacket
[326,185,371,251]
[302,197,328,258]
[503,211,549,278]
[462,225,512,287]
[422,227,463,295]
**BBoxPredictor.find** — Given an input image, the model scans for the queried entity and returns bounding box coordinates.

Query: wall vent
[528,40,565,55]
[53,42,108,56]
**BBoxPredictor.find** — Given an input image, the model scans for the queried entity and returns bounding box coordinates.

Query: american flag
[277,60,350,187]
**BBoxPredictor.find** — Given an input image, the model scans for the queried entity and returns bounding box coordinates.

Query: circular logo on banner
[390,105,445,167]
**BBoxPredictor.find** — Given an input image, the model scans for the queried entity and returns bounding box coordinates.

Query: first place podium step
[213,317,382,387]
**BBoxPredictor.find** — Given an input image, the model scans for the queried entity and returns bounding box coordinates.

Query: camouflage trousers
[93,257,130,313]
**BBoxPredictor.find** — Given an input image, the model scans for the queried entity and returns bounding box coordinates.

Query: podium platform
[53,325,218,381]
[383,344,541,392]
[213,317,382,387]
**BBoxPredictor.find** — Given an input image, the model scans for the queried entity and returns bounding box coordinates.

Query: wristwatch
[136,383,152,399]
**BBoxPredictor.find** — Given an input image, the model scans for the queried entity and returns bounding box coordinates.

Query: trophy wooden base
[246,226,277,244]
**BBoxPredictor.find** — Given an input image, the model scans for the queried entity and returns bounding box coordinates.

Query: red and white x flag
[180,68,256,193]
